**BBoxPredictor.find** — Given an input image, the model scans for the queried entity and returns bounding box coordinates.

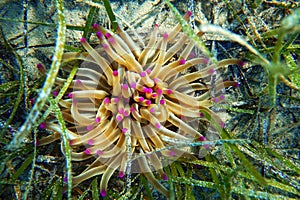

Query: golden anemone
[38,11,241,197]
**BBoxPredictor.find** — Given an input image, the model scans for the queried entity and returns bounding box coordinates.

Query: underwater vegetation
[0,0,299,199]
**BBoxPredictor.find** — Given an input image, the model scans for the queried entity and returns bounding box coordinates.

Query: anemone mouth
[38,11,241,197]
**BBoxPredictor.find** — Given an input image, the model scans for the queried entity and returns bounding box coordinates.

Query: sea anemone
[38,11,241,197]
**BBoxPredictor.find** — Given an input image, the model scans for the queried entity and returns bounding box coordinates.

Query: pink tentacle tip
[157,89,163,95]
[159,99,165,105]
[93,23,99,29]
[204,58,210,64]
[138,97,144,102]
[219,95,225,100]
[87,139,93,145]
[95,117,101,123]
[86,125,93,131]
[208,68,216,74]
[104,97,110,104]
[146,68,151,74]
[234,82,240,88]
[96,31,103,39]
[52,90,58,97]
[239,60,245,66]
[118,171,125,178]
[108,37,115,44]
[75,79,82,85]
[169,151,175,157]
[163,32,169,39]
[100,190,107,197]
[63,176,68,183]
[198,136,206,142]
[68,93,73,99]
[142,87,148,93]
[199,112,204,118]
[96,150,103,156]
[140,71,146,77]
[130,82,137,89]
[123,110,130,116]
[149,108,155,113]
[103,43,108,49]
[39,122,46,129]
[80,37,86,43]
[119,108,124,114]
[122,84,128,90]
[188,52,195,59]
[152,93,157,98]
[147,88,153,94]
[145,100,151,105]
[185,11,192,18]
[113,70,118,76]
[116,115,123,122]
[122,128,127,133]
[154,24,159,28]
[84,148,91,155]
[179,59,186,65]
[167,89,173,94]
[220,122,226,128]
[105,32,112,38]
[155,123,161,129]
[162,174,168,180]
[213,97,219,103]
[69,140,74,146]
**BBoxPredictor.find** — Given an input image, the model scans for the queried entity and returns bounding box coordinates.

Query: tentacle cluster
[39,11,241,197]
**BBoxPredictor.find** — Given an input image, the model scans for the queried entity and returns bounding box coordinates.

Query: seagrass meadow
[0,0,300,199]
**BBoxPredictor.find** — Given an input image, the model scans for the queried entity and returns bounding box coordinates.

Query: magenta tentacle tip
[53,90,58,97]
[96,117,101,123]
[86,125,93,131]
[113,70,118,76]
[80,37,86,43]
[199,112,204,118]
[179,59,186,65]
[84,148,91,155]
[162,174,168,180]
[186,11,192,17]
[87,139,93,145]
[108,37,115,44]
[163,32,169,39]
[159,99,165,105]
[39,122,46,129]
[93,23,99,29]
[96,150,103,156]
[198,136,206,142]
[140,71,146,77]
[118,171,125,178]
[169,151,175,157]
[68,93,73,98]
[100,190,107,197]
[208,68,216,74]
[105,33,112,38]
[155,123,161,129]
[122,84,128,90]
[219,95,225,100]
